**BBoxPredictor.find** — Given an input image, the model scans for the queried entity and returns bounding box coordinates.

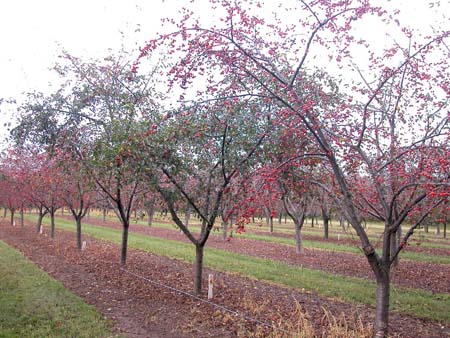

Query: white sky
[0,0,448,147]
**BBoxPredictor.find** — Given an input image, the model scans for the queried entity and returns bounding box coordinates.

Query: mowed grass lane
[0,240,116,338]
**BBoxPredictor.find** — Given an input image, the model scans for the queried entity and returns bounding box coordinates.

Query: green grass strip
[0,240,116,338]
[96,215,450,264]
[32,216,450,324]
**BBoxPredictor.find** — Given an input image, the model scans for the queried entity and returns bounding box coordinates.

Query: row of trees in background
[1,1,449,337]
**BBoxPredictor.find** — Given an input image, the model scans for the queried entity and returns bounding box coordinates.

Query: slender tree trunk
[3,208,6,218]
[184,204,191,229]
[50,212,56,238]
[76,217,82,250]
[323,216,329,239]
[120,223,129,265]
[444,222,447,239]
[424,222,429,233]
[436,223,440,236]
[310,214,315,227]
[322,208,329,239]
[36,210,47,233]
[390,227,401,267]
[194,244,204,295]
[374,269,390,338]
[222,219,228,241]
[294,219,303,254]
[102,208,107,222]
[10,209,15,226]
[61,207,64,215]
[20,207,24,228]
[278,211,282,224]
[147,206,155,226]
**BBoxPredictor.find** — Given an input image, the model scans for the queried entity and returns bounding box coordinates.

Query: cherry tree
[138,95,273,294]
[13,51,160,265]
[135,1,450,335]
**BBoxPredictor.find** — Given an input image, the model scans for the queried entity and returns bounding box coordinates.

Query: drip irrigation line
[120,267,292,334]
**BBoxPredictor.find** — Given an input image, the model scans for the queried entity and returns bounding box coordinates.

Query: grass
[0,240,117,338]
[82,214,450,265]
[31,215,450,324]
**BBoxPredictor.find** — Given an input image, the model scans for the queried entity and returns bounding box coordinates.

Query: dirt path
[78,216,450,294]
[1,223,449,338]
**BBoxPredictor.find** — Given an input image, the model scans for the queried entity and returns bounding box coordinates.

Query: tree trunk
[147,206,155,226]
[20,207,24,228]
[102,208,107,222]
[194,244,204,295]
[10,209,15,226]
[75,217,82,250]
[444,222,447,239]
[50,212,56,238]
[120,223,129,265]
[184,204,191,229]
[278,211,282,224]
[436,223,440,236]
[36,212,45,233]
[390,226,401,267]
[310,214,315,227]
[322,209,329,239]
[294,219,303,254]
[374,270,390,338]
[222,219,228,241]
[3,208,6,218]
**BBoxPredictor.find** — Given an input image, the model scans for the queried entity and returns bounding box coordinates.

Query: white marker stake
[208,274,214,299]
[81,241,87,251]
[39,225,43,234]
[337,234,341,241]
[13,220,15,227]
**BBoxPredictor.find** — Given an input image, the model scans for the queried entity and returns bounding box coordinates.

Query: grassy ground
[0,240,117,338]
[30,215,450,324]
[84,213,450,264]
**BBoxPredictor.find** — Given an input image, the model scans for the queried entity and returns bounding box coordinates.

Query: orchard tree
[139,95,274,295]
[13,51,161,265]
[135,1,450,335]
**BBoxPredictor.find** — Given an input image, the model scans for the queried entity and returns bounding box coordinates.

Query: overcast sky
[0,0,448,147]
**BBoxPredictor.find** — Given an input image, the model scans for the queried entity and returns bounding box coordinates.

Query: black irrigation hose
[120,267,292,335]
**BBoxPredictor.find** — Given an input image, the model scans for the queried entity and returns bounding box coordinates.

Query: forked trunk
[120,223,129,265]
[374,269,390,338]
[194,244,204,295]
